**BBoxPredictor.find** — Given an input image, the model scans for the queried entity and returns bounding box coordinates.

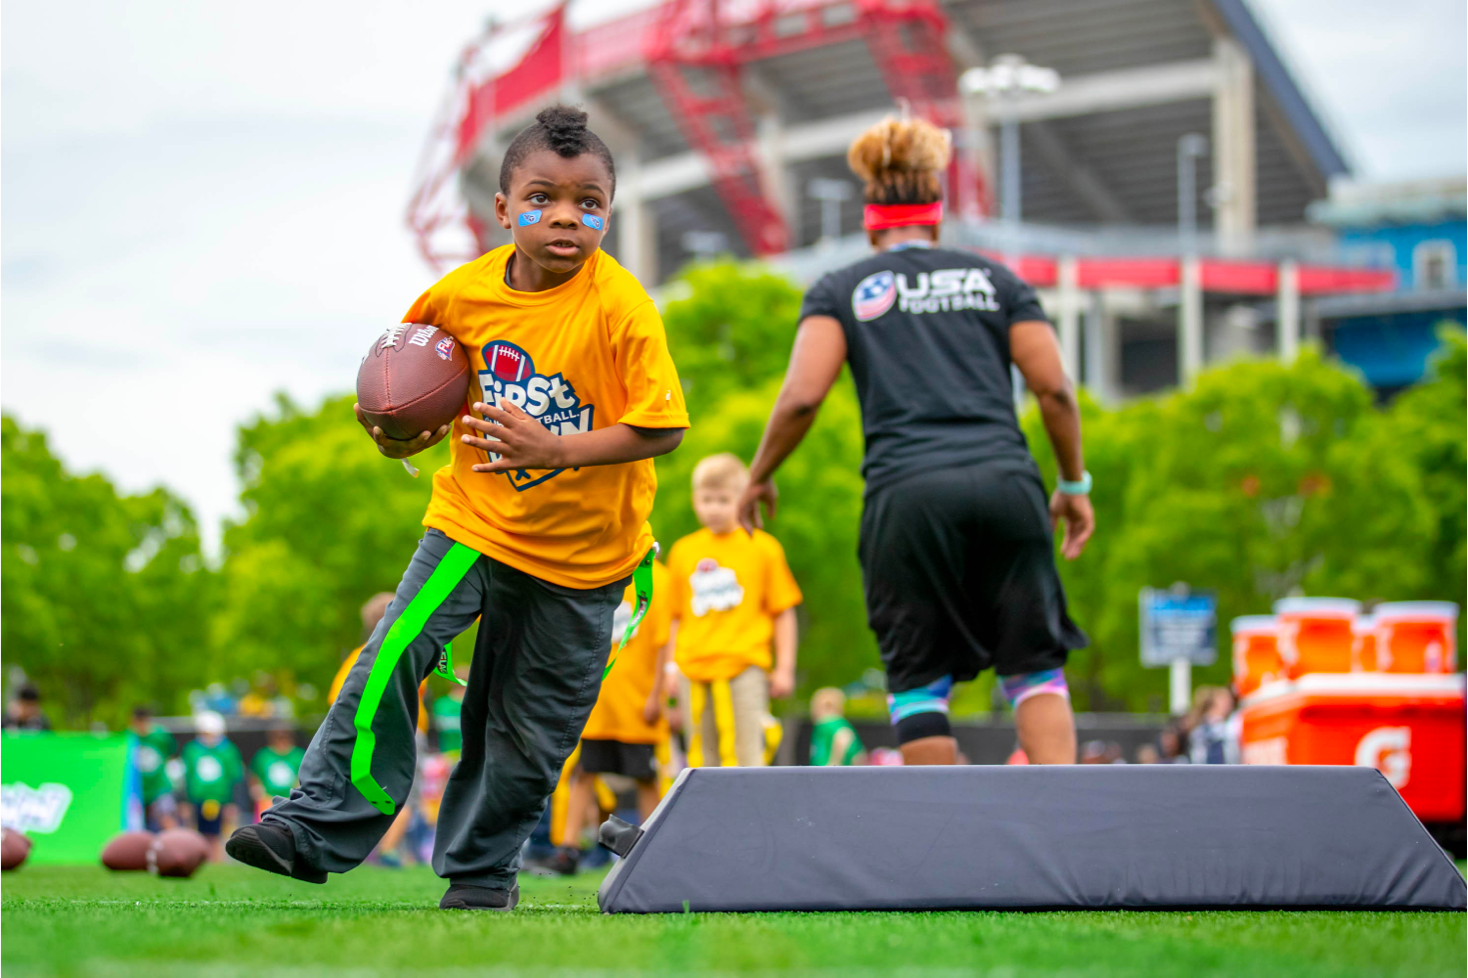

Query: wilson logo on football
[478,340,595,491]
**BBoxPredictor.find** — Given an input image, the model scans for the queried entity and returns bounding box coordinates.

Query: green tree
[1,416,213,727]
[1382,326,1467,647]
[213,393,450,696]
[1023,348,1437,709]
[661,260,806,420]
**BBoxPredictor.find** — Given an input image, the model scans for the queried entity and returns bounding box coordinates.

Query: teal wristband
[1057,471,1092,495]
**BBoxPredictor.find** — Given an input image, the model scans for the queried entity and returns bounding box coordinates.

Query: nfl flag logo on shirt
[852,270,896,322]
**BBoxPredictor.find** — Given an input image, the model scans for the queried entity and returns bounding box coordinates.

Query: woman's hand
[354,404,450,459]
[1049,491,1095,560]
[737,478,778,536]
[462,400,567,473]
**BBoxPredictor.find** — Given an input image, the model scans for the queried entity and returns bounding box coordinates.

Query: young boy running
[227,105,688,911]
[667,454,801,768]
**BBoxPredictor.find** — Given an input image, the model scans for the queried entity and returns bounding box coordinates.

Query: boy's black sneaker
[440,882,520,911]
[225,822,327,884]
[525,845,580,877]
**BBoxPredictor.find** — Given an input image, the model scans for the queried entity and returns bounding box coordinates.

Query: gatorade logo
[1355,726,1411,789]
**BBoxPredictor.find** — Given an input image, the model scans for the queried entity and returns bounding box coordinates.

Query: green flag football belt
[352,542,658,815]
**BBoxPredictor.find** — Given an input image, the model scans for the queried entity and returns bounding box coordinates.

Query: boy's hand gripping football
[354,404,450,460]
[462,400,568,473]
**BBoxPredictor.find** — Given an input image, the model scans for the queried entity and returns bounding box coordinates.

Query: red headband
[862,201,943,231]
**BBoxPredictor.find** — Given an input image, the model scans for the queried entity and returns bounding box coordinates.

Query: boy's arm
[826,726,854,767]
[770,607,798,699]
[460,400,683,473]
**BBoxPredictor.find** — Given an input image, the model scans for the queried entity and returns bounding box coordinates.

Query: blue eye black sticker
[518,210,542,226]
[581,214,603,230]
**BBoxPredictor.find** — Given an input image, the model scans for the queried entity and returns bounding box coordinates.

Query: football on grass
[101,830,155,871]
[357,323,471,441]
[148,829,208,879]
[2,827,32,871]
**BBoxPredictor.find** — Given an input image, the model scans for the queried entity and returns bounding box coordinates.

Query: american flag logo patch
[852,270,896,322]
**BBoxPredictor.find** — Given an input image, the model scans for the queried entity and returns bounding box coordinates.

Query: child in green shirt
[249,725,306,819]
[809,688,865,766]
[130,706,179,830]
[182,711,244,861]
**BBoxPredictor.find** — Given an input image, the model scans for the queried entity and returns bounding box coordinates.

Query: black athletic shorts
[579,739,657,781]
[859,457,1087,694]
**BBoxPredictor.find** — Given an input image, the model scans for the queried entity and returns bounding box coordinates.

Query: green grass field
[3,863,1463,977]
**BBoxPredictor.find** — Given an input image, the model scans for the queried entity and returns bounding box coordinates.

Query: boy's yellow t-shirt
[667,527,803,682]
[581,561,672,746]
[403,246,689,588]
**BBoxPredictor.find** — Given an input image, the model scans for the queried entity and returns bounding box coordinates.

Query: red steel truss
[645,0,984,256]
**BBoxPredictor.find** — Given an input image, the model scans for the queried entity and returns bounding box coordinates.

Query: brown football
[356,323,471,441]
[101,830,156,871]
[148,828,208,879]
[2,827,32,871]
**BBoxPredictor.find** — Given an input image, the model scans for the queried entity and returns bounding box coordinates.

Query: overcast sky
[4,0,1464,553]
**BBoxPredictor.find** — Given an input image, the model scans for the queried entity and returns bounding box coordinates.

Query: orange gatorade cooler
[1273,597,1359,677]
[1231,615,1283,697]
[1371,602,1459,674]
[1240,673,1467,823]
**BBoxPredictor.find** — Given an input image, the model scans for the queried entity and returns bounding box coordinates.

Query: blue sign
[1140,587,1217,667]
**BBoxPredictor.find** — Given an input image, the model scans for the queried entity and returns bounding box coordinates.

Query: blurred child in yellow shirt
[667,454,802,768]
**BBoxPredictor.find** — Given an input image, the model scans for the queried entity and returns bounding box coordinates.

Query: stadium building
[408,0,1410,396]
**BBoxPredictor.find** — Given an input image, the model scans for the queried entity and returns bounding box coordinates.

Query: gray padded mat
[598,766,1466,913]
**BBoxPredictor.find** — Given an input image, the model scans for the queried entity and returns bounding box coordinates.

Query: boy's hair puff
[691,453,749,493]
[499,104,617,199]
[846,115,952,205]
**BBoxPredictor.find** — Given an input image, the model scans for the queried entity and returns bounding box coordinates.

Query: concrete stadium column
[757,113,797,245]
[1056,255,1082,380]
[616,153,658,284]
[1179,256,1205,387]
[1277,259,1300,362]
[1211,37,1256,257]
[1083,291,1117,403]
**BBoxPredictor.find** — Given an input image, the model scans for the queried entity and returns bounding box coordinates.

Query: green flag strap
[351,542,478,815]
[434,642,467,687]
[605,543,658,680]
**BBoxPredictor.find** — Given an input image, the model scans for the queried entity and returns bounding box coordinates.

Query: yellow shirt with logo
[404,246,689,589]
[581,561,672,745]
[667,528,803,682]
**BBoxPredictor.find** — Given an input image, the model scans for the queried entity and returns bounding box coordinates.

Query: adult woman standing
[738,116,1093,765]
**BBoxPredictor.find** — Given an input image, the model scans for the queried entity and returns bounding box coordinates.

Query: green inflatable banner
[1,733,140,864]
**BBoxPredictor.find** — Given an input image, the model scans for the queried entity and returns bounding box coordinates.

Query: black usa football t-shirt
[799,243,1050,494]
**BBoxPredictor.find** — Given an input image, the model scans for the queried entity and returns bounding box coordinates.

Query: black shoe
[225,822,327,884]
[439,882,520,911]
[525,845,580,877]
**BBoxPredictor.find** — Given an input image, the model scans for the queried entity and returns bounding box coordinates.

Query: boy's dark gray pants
[264,528,624,890]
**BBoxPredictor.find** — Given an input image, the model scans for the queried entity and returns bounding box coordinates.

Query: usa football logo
[852,270,896,321]
[435,336,455,361]
[478,340,595,491]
